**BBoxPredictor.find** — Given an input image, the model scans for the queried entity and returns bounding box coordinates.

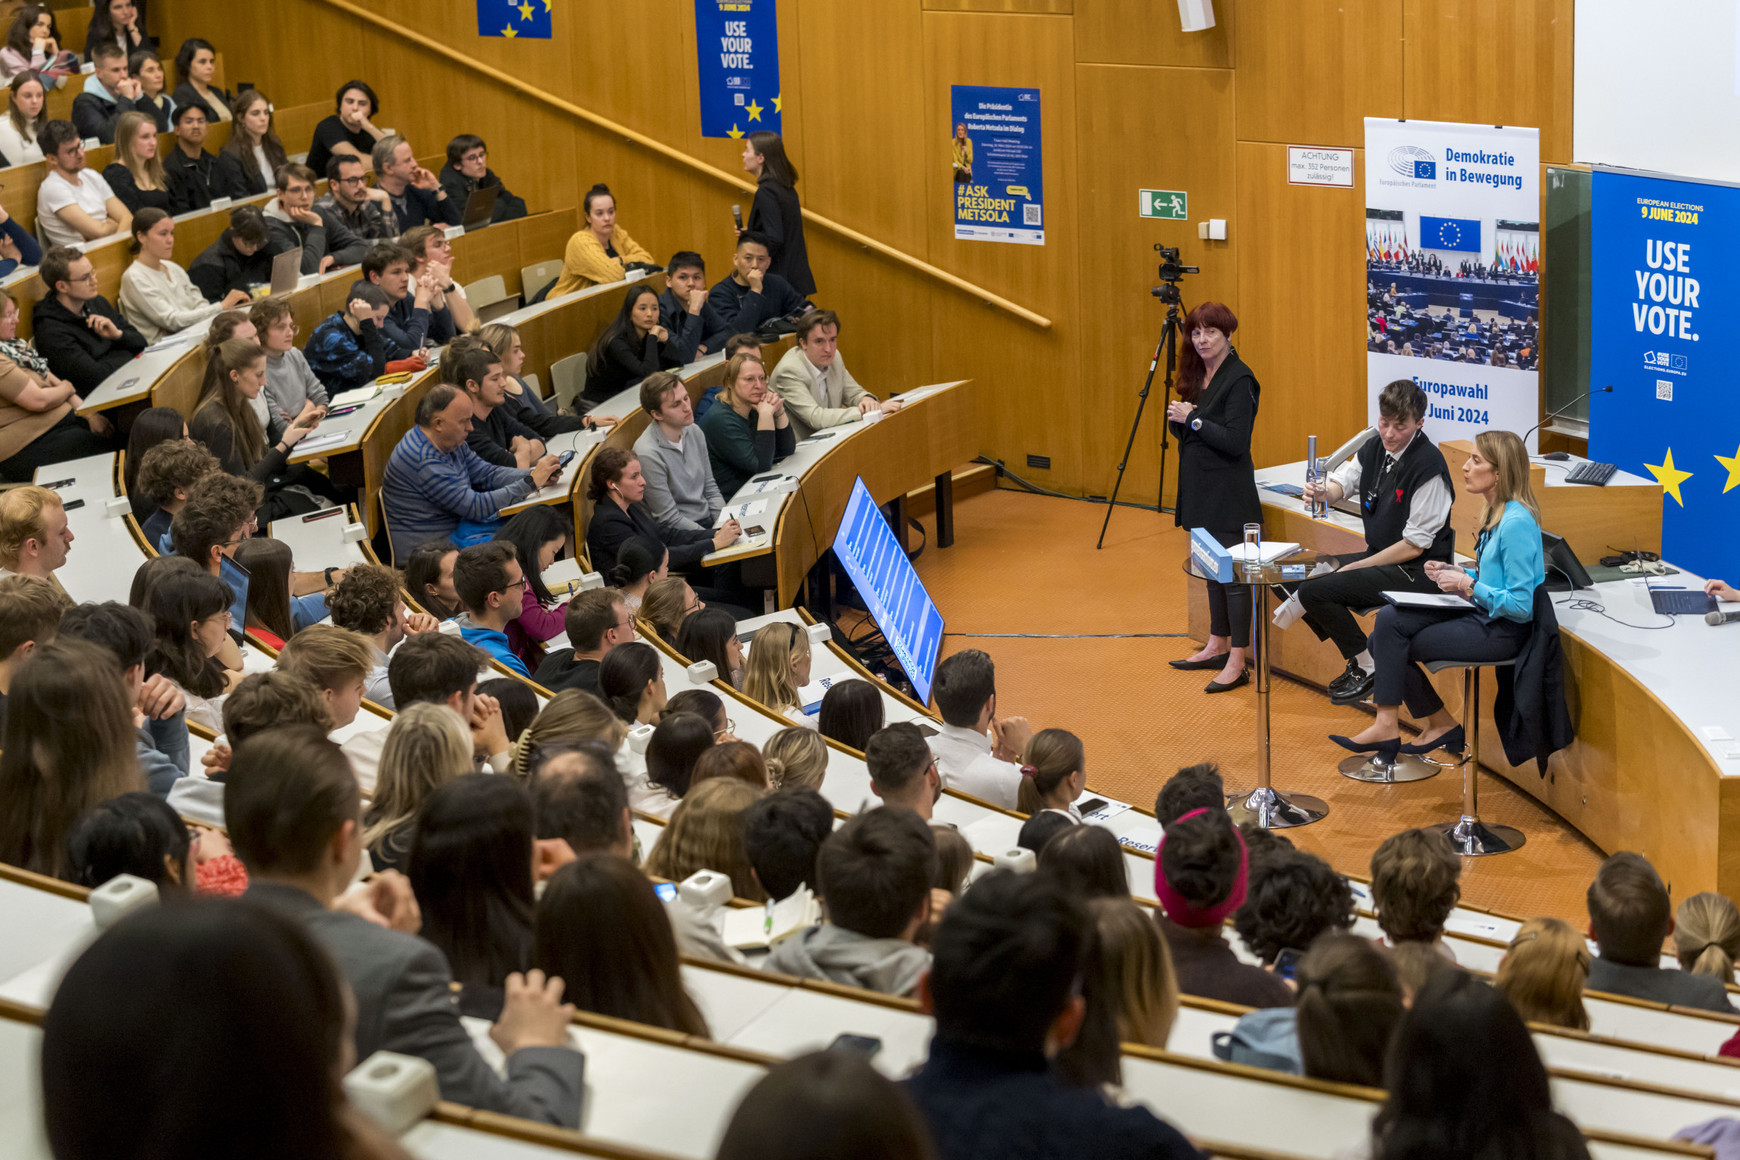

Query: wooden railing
[309,0,1051,330]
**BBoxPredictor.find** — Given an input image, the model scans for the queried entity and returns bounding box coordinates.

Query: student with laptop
[439,134,527,224]
[187,205,274,303]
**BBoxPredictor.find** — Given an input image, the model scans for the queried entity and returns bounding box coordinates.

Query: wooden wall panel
[1075,0,1234,67]
[1235,0,1403,146]
[1233,142,1368,470]
[1401,0,1575,164]
[158,2,366,109]
[925,0,1073,11]
[1074,63,1237,508]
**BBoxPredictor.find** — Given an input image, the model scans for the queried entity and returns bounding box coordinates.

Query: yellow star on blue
[1716,444,1740,493]
[500,24,517,36]
[1645,447,1694,506]
[771,94,782,114]
[726,124,745,139]
[518,1,532,18]
[745,99,763,122]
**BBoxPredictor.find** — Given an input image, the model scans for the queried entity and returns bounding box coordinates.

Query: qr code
[1023,204,1041,226]
[1656,379,1673,400]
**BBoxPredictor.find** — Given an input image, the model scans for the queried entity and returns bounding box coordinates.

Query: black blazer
[1493,585,1574,775]
[1170,349,1261,534]
[748,178,815,296]
[586,498,713,574]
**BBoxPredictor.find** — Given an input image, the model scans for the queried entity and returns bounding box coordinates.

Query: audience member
[534,586,629,696]
[659,251,734,361]
[404,225,476,335]
[743,620,814,727]
[306,79,385,177]
[718,1051,937,1160]
[171,669,329,825]
[406,539,462,620]
[767,808,934,996]
[71,42,142,145]
[552,183,656,296]
[67,792,191,891]
[230,725,584,1122]
[1369,828,1461,958]
[222,88,288,196]
[640,574,700,641]
[1015,727,1085,818]
[763,725,827,792]
[343,632,509,788]
[1087,896,1179,1051]
[306,282,393,392]
[1038,824,1130,901]
[1154,807,1293,1009]
[640,711,715,816]
[371,133,462,232]
[1016,810,1075,856]
[644,777,764,900]
[188,205,273,303]
[599,638,666,725]
[440,133,527,222]
[274,624,374,732]
[41,899,412,1160]
[163,103,246,211]
[266,162,367,273]
[928,648,1029,810]
[1154,761,1225,825]
[709,232,810,333]
[249,297,330,427]
[0,299,110,480]
[1294,933,1404,1087]
[478,321,611,438]
[534,853,710,1033]
[695,332,765,419]
[329,563,432,708]
[103,109,172,213]
[59,599,191,796]
[127,49,171,130]
[1232,848,1356,966]
[742,130,815,295]
[364,241,450,353]
[170,38,232,125]
[0,637,140,878]
[531,741,630,870]
[0,572,67,726]
[190,338,336,519]
[508,688,627,779]
[121,208,245,342]
[586,447,737,584]
[457,343,546,468]
[769,311,898,440]
[452,539,531,677]
[698,350,796,499]
[1674,891,1740,982]
[85,0,154,61]
[381,383,558,559]
[479,675,538,739]
[584,284,682,406]
[38,119,130,248]
[1495,916,1590,1031]
[818,678,883,752]
[634,370,728,533]
[690,739,769,791]
[0,484,74,581]
[1387,940,1453,1006]
[1372,971,1591,1160]
[0,72,48,165]
[362,702,475,872]
[905,870,1199,1160]
[32,245,147,391]
[608,537,665,610]
[743,787,832,902]
[1587,851,1735,1012]
[0,8,77,90]
[122,405,188,519]
[932,825,974,897]
[166,469,261,633]
[141,565,239,729]
[317,151,398,243]
[0,203,33,282]
[866,722,941,820]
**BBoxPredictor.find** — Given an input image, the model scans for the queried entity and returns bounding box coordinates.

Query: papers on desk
[719,888,820,951]
[293,429,352,455]
[143,332,198,354]
[1116,829,1163,856]
[744,475,799,497]
[717,499,770,528]
[329,385,383,408]
[1382,590,1475,610]
[1225,541,1300,564]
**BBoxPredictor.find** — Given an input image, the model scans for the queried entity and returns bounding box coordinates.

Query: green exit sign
[1140,189,1188,220]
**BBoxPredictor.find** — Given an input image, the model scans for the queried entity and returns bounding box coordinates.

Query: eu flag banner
[695,0,781,139]
[1419,215,1482,252]
[478,0,550,39]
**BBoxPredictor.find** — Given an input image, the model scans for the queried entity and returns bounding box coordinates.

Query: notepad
[329,385,382,408]
[293,429,352,455]
[1382,590,1475,610]
[716,499,770,527]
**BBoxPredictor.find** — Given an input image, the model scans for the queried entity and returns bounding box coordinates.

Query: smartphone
[732,204,744,230]
[751,472,780,483]
[828,1033,882,1058]
[1272,947,1304,980]
[1075,798,1107,817]
[324,403,365,418]
[558,449,577,467]
[39,478,75,490]
[743,525,765,537]
[653,882,678,902]
[302,507,345,522]
[62,498,85,511]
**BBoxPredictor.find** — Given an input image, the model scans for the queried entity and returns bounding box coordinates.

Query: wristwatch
[1189,417,1204,431]
[324,566,340,588]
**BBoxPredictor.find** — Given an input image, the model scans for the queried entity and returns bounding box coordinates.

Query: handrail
[309,0,1051,329]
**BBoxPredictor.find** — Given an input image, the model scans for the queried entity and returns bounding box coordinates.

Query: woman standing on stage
[1166,302,1262,694]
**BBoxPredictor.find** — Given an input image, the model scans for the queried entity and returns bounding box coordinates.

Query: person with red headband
[1153,807,1294,1009]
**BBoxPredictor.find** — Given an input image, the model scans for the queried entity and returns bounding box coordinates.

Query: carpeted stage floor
[900,484,1602,927]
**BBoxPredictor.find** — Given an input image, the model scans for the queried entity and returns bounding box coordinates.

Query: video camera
[1151,245,1199,306]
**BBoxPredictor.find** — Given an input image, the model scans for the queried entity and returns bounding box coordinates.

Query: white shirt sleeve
[1402,475,1454,550]
[1329,457,1362,496]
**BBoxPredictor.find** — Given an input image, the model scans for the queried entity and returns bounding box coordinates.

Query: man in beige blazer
[767,309,902,440]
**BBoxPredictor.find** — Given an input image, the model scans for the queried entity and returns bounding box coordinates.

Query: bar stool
[1336,605,1440,785]
[1420,656,1525,856]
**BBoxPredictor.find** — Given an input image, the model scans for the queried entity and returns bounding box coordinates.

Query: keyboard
[1649,589,1717,616]
[1565,460,1618,486]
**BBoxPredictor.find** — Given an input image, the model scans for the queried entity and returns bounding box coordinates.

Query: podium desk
[1184,460,1740,899]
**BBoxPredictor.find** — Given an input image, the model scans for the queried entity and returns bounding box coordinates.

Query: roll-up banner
[1364,118,1540,449]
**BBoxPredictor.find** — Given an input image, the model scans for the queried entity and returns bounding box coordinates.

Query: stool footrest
[1229,785,1329,829]
[1435,815,1526,857]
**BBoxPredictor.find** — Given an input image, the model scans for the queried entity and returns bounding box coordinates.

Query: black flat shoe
[1328,662,1376,705]
[1170,654,1230,671]
[1204,671,1250,694]
[1330,734,1402,762]
[1401,725,1465,756]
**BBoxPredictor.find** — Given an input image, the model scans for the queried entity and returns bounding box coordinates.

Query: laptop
[460,186,500,230]
[1646,576,1717,617]
[268,247,302,296]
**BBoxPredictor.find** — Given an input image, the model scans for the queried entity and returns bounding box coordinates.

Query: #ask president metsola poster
[1364,118,1541,449]
[950,86,1044,245]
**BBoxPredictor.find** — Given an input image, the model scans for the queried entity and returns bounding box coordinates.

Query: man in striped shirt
[381,383,561,560]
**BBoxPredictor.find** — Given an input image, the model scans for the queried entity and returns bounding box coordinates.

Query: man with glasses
[163,104,246,213]
[533,586,630,695]
[36,120,131,248]
[316,154,400,244]
[451,540,532,677]
[439,133,527,223]
[31,245,146,393]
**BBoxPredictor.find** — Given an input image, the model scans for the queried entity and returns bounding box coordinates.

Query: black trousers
[1294,553,1442,660]
[1203,527,1254,649]
[1369,604,1530,717]
[0,411,113,483]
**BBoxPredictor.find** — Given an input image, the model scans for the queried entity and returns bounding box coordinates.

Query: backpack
[1210,1006,1302,1075]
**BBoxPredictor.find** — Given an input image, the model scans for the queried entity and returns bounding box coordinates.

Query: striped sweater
[381,425,534,558]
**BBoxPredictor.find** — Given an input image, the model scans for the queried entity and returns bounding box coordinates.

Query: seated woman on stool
[1331,429,1544,763]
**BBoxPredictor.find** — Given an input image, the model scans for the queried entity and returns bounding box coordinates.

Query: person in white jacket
[119,207,248,342]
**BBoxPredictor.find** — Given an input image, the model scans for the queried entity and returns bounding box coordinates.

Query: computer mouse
[1541,451,1571,461]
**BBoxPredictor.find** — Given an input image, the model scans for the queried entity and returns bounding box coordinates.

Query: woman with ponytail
[1295,933,1404,1087]
[491,506,572,671]
[1016,728,1086,818]
[610,536,666,613]
[599,640,666,725]
[1675,893,1740,983]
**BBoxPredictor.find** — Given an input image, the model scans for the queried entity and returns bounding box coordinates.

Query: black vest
[1355,431,1455,562]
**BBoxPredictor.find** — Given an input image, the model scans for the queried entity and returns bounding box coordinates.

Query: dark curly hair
[1231,850,1355,965]
[1154,762,1224,826]
[327,563,401,638]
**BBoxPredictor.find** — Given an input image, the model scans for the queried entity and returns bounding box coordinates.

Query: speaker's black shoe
[1170,653,1230,671]
[1328,660,1375,705]
[1204,670,1250,694]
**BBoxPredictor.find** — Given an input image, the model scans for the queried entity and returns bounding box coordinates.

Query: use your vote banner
[1364,118,1540,450]
[695,0,781,139]
[951,85,1044,246]
[1589,168,1740,582]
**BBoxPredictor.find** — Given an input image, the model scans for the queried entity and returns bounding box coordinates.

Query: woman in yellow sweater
[550,183,656,298]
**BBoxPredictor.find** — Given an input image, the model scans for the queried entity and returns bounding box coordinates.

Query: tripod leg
[1096,339,1163,550]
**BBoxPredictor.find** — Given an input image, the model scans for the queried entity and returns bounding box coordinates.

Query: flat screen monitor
[831,476,946,704]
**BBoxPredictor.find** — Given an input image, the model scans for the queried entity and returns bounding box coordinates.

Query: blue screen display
[831,477,946,704]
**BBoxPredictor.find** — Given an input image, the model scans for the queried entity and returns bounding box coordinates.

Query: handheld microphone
[731,204,743,230]
[1706,608,1740,626]
[1522,386,1611,446]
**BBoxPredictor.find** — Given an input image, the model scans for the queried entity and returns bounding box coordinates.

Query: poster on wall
[1363,118,1541,449]
[695,0,781,139]
[1589,168,1740,582]
[951,85,1043,245]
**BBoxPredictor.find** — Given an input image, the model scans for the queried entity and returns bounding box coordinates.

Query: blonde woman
[762,727,827,793]
[1675,893,1740,982]
[360,703,472,872]
[1017,728,1086,818]
[507,689,629,784]
[741,621,813,728]
[1090,898,1180,1049]
[1494,916,1590,1031]
[640,574,700,643]
[102,110,171,214]
[644,778,765,902]
[1331,429,1545,763]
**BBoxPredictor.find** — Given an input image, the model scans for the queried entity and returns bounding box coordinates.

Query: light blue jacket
[1466,502,1545,623]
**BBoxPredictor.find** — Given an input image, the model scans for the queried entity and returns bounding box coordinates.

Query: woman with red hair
[1165,301,1262,693]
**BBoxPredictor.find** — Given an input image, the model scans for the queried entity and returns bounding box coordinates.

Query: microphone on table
[1707,608,1740,626]
[1521,386,1611,446]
